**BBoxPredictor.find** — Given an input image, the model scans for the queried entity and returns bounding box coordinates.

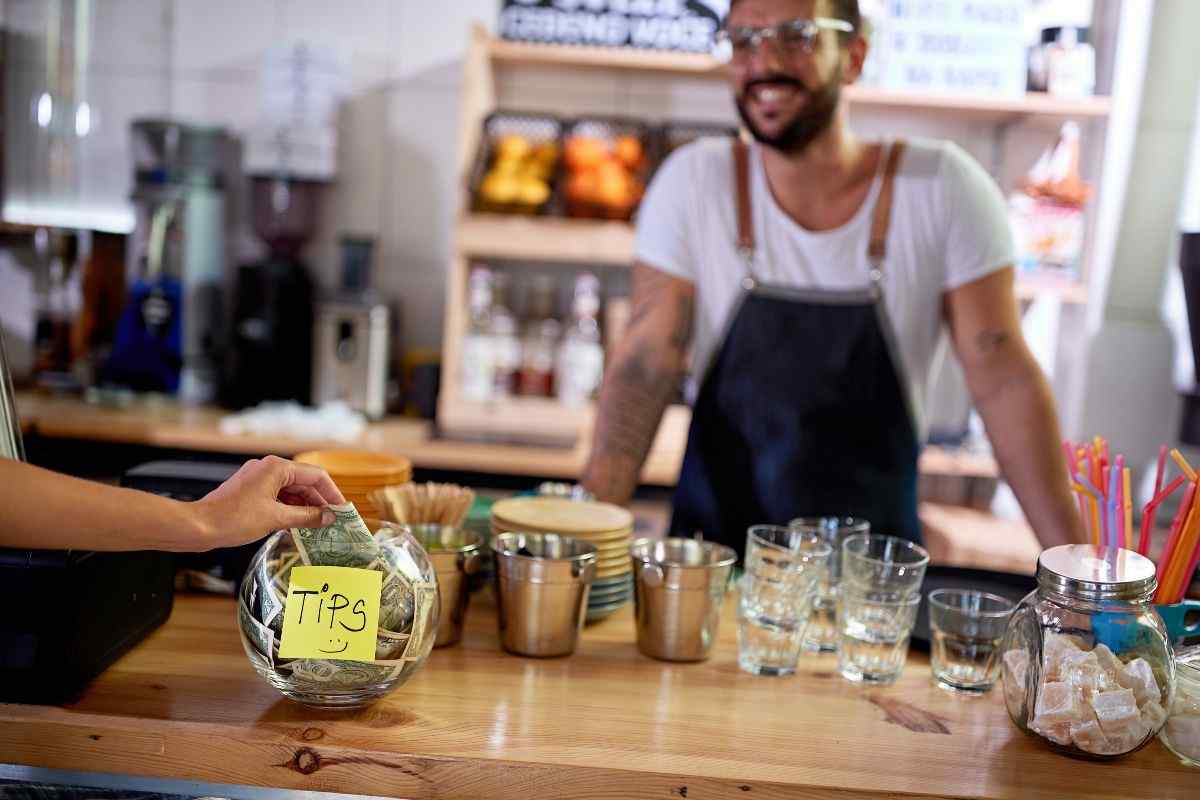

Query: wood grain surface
[1,591,1194,800]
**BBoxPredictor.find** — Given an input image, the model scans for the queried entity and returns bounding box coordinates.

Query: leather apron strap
[731,137,907,272]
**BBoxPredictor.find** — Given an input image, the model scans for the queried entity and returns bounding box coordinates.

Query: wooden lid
[295,449,412,479]
[491,497,633,535]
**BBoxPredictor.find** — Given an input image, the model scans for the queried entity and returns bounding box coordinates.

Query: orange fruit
[614,135,644,171]
[565,136,609,172]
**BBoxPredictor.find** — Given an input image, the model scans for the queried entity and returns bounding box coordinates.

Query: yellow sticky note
[278,566,381,661]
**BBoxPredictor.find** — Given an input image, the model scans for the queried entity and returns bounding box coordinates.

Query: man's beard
[735,69,841,155]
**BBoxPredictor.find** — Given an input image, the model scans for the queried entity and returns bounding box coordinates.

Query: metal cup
[631,537,737,662]
[493,532,597,657]
[409,524,484,648]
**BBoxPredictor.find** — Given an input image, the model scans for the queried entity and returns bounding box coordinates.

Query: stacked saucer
[294,449,412,521]
[490,496,633,622]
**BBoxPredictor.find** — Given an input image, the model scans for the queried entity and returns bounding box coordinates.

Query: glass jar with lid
[1001,545,1174,759]
[1161,645,1200,767]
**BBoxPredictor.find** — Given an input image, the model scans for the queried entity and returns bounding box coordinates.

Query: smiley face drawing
[319,637,349,654]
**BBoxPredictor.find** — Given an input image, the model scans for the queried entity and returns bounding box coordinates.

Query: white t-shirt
[634,136,1015,435]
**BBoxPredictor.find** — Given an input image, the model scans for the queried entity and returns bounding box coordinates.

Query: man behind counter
[581,0,1085,554]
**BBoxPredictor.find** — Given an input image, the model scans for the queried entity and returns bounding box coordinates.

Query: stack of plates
[490,496,634,622]
[294,449,412,521]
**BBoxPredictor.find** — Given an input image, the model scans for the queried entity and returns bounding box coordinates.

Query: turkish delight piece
[1004,649,1029,690]
[1091,643,1128,690]
[1061,649,1108,698]
[1031,716,1073,746]
[1034,681,1084,726]
[1070,717,1115,754]
[1122,658,1160,706]
[1164,714,1200,760]
[1140,699,1168,734]
[1090,688,1140,739]
[1041,632,1083,682]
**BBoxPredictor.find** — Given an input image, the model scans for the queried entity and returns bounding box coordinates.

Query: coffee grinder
[223,175,327,407]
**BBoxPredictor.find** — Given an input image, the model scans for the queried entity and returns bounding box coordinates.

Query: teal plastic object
[1157,599,1200,647]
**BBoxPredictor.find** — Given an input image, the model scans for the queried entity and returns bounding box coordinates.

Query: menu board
[499,0,728,54]
[875,0,1026,97]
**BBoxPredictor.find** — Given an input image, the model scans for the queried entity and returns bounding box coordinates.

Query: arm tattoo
[974,329,1011,357]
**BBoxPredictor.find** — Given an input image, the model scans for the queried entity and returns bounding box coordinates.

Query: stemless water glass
[841,534,929,598]
[837,587,921,684]
[927,589,1015,693]
[738,525,831,676]
[789,516,870,652]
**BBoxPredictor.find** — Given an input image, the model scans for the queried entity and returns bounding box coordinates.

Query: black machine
[223,175,328,408]
[0,460,243,705]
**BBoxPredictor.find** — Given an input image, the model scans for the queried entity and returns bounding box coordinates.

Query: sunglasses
[713,17,855,62]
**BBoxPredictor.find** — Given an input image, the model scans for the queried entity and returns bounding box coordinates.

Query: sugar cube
[1140,699,1168,733]
[1122,658,1160,706]
[1164,714,1200,761]
[1091,688,1140,739]
[1070,717,1115,754]
[1031,717,1073,746]
[1003,649,1029,690]
[1041,632,1083,682]
[1034,681,1084,725]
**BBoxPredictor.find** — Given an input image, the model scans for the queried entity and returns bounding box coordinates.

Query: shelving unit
[439,25,1107,462]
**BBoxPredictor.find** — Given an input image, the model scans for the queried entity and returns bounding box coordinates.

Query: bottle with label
[489,271,521,399]
[460,267,496,402]
[517,275,561,397]
[556,272,604,408]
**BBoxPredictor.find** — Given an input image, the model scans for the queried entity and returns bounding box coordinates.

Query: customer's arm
[945,267,1087,548]
[581,262,695,505]
[0,455,343,552]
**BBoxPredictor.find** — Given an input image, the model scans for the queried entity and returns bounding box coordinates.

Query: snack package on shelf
[1009,122,1092,278]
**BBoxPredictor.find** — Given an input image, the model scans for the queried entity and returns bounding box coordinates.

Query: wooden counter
[14,391,1001,484]
[0,593,1192,799]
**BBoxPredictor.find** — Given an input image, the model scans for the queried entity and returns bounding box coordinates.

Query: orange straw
[1171,449,1197,483]
[1162,501,1200,604]
[1176,530,1200,604]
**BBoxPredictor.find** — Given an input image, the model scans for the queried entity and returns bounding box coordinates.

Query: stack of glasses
[737,525,832,676]
[787,517,871,652]
[837,534,930,684]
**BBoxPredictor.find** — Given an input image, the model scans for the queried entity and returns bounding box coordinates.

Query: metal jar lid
[1036,544,1157,602]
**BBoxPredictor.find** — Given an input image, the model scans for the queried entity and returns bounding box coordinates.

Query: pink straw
[1158,481,1196,584]
[1140,474,1186,556]
[1154,444,1168,498]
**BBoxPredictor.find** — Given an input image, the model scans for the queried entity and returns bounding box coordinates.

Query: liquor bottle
[556,272,604,408]
[460,267,496,402]
[517,275,561,397]
[489,272,520,399]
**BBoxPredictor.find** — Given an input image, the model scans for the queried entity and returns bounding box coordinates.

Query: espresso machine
[104,120,231,402]
[223,175,326,408]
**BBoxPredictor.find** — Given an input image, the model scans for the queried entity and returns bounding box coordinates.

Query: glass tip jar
[1001,545,1174,759]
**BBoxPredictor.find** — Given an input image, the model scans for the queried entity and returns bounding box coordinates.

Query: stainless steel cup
[493,532,597,657]
[410,524,484,648]
[631,537,737,662]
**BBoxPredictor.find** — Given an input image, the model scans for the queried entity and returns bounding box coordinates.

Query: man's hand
[582,262,695,505]
[944,267,1087,547]
[194,456,346,549]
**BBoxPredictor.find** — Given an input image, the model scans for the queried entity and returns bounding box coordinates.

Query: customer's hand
[193,456,346,549]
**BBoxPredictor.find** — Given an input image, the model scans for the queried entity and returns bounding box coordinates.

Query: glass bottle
[489,271,520,399]
[556,272,604,408]
[1001,545,1174,759]
[517,275,560,397]
[1160,645,1200,767]
[460,267,496,402]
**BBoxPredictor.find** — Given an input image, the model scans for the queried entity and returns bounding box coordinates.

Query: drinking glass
[837,587,921,684]
[841,534,929,598]
[737,525,831,676]
[927,588,1015,693]
[789,517,870,652]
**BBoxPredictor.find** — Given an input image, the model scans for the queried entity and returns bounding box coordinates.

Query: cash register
[0,334,180,704]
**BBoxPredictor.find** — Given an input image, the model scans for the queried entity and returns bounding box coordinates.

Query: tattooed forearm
[974,329,1012,358]
[582,263,695,504]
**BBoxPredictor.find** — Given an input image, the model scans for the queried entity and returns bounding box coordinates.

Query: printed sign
[499,0,729,54]
[876,0,1026,97]
[278,566,382,661]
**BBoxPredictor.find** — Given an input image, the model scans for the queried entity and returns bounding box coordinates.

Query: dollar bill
[291,502,377,568]
[238,596,275,669]
[400,582,439,661]
[376,628,411,660]
[257,557,284,627]
[270,552,300,595]
[290,658,406,688]
[378,568,416,632]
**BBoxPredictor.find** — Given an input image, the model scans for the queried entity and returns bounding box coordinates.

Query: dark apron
[669,139,921,560]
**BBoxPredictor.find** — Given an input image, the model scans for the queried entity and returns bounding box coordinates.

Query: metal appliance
[312,297,390,419]
[104,120,231,402]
